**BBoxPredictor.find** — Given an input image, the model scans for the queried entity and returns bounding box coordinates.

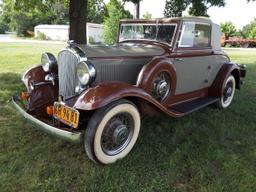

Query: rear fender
[209,63,241,97]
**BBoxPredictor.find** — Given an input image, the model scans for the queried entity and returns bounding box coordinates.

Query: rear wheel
[216,75,236,109]
[85,99,141,164]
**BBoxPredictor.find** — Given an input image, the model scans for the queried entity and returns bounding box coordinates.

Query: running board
[169,97,219,115]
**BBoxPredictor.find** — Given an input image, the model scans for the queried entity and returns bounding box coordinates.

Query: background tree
[103,0,132,44]
[1,0,69,36]
[0,0,10,34]
[0,1,3,15]
[87,0,107,24]
[123,0,142,18]
[1,0,107,43]
[242,18,256,39]
[164,0,188,17]
[220,21,237,39]
[142,11,152,19]
[164,0,226,17]
[188,0,208,16]
[69,0,87,43]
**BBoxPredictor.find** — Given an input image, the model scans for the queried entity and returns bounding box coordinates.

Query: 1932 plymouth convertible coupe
[12,17,246,164]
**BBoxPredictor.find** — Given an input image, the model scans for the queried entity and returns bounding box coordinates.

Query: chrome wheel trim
[101,113,134,156]
[94,103,141,164]
[221,76,236,108]
[152,72,171,101]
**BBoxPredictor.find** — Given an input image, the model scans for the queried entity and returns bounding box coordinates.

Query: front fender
[137,57,176,93]
[73,82,183,118]
[137,57,177,106]
[22,65,58,115]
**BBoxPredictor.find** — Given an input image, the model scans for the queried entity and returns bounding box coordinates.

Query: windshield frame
[118,22,177,47]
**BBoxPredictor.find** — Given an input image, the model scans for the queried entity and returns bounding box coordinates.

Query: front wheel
[85,99,141,164]
[215,75,236,109]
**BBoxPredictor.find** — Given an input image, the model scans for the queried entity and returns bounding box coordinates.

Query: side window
[179,22,211,48]
[194,24,211,47]
[179,22,195,47]
[157,25,176,44]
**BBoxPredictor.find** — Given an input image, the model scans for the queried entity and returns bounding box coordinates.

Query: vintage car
[12,17,246,164]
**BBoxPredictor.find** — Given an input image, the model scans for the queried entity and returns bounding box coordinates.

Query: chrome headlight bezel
[76,61,96,86]
[41,52,57,72]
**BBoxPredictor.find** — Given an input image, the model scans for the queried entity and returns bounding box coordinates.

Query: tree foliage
[142,11,152,19]
[103,0,132,44]
[164,0,226,17]
[164,0,255,17]
[164,0,187,17]
[189,0,226,16]
[220,21,237,38]
[123,0,142,18]
[1,0,69,36]
[0,20,8,34]
[87,0,107,23]
[123,0,142,4]
[1,0,107,36]
[242,18,256,39]
[189,0,208,16]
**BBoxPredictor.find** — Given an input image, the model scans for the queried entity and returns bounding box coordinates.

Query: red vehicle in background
[221,34,256,48]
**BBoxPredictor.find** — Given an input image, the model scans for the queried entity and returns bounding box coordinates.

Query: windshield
[119,23,176,45]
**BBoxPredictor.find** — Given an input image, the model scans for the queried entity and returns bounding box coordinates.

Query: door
[173,21,215,95]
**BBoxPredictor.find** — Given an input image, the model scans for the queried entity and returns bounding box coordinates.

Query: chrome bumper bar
[12,96,83,143]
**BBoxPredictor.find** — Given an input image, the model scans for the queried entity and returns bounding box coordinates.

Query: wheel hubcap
[153,72,170,101]
[101,113,134,156]
[112,125,129,145]
[223,82,233,103]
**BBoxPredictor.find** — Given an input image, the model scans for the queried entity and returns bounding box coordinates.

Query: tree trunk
[135,2,140,19]
[69,0,87,44]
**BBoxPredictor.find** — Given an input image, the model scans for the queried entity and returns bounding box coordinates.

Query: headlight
[41,52,57,72]
[76,61,96,86]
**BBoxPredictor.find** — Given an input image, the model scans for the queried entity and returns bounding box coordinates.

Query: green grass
[0,43,255,192]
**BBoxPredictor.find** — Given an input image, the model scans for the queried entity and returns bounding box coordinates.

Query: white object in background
[34,23,104,43]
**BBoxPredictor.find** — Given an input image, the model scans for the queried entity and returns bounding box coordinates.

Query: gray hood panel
[78,43,165,58]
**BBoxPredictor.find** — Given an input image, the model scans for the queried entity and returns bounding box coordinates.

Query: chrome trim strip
[58,49,79,102]
[58,45,95,96]
[12,96,83,143]
[58,46,87,63]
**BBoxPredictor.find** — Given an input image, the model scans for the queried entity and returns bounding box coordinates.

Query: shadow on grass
[0,73,24,104]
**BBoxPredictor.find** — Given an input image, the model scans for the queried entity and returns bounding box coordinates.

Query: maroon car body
[12,17,246,164]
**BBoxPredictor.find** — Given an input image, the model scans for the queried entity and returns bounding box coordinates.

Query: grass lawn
[0,43,255,192]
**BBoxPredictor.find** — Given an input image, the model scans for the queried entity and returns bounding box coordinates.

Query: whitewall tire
[216,75,236,109]
[85,99,141,164]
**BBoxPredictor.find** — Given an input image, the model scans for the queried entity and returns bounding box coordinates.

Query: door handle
[175,58,184,62]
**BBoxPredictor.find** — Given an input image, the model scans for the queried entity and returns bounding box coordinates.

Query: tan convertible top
[120,16,212,24]
[120,17,221,51]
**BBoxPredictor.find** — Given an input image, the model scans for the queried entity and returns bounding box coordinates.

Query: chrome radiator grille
[58,50,78,101]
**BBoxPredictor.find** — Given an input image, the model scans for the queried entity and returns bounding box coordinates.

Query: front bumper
[12,96,83,143]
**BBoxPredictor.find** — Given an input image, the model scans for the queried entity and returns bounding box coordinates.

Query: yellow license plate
[53,102,79,129]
